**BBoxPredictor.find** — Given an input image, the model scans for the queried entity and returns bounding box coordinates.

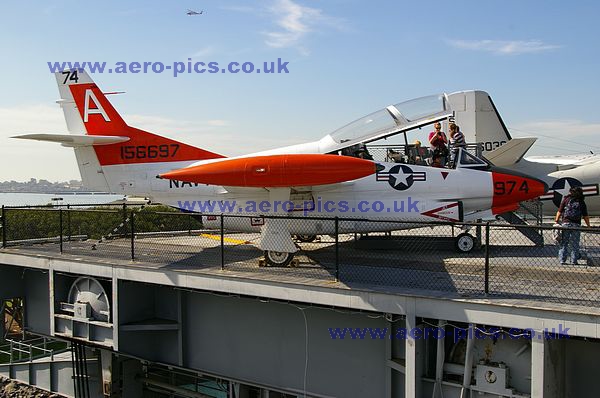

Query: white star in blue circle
[388,165,414,191]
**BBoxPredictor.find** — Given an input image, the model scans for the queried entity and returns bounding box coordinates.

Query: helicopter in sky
[186,9,204,16]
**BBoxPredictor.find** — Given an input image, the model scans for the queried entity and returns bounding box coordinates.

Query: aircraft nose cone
[491,170,549,213]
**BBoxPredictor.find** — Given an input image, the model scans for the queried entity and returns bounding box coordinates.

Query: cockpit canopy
[330,94,450,145]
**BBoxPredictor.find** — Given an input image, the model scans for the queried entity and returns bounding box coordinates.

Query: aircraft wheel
[296,234,317,243]
[456,233,475,253]
[264,251,294,267]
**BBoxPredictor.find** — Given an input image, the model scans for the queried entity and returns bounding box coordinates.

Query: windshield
[330,94,449,144]
[393,94,447,121]
[330,109,396,144]
[456,148,490,170]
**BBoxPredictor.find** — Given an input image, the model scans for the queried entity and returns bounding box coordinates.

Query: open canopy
[328,94,452,147]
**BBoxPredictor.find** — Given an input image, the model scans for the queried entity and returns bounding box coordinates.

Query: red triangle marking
[422,202,459,222]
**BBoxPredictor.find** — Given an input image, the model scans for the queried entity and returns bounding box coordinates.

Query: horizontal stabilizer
[12,134,129,147]
[484,137,537,167]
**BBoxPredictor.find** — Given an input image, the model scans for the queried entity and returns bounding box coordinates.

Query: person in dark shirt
[449,123,466,167]
[554,187,590,265]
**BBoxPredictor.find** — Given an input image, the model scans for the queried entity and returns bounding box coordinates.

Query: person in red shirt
[428,122,448,166]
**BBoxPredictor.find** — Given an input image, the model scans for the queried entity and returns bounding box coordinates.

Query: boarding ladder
[499,200,544,246]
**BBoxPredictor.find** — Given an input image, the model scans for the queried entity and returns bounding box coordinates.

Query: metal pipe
[130,212,135,260]
[220,214,225,270]
[484,222,490,294]
[138,376,214,398]
[83,345,90,398]
[70,343,77,398]
[78,343,85,398]
[460,323,476,398]
[1,205,6,248]
[335,217,339,282]
[75,343,81,398]
[59,209,63,254]
[67,205,72,241]
[122,203,127,233]
[78,343,86,398]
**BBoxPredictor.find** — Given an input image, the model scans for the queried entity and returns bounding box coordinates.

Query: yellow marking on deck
[200,233,251,245]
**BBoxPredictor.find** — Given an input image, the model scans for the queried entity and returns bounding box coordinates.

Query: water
[0,192,126,207]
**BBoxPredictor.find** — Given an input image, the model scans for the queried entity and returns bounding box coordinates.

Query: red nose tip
[492,172,548,214]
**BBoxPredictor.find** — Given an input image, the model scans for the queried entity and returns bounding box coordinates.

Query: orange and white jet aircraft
[15,70,547,265]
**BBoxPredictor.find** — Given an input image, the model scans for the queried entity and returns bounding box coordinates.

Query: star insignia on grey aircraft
[376,165,426,191]
[539,177,599,207]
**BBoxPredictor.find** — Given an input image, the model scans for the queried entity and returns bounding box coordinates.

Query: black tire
[456,233,475,253]
[295,234,317,243]
[264,251,294,267]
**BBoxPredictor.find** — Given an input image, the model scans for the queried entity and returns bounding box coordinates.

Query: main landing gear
[261,250,300,267]
[455,233,475,253]
[294,234,317,243]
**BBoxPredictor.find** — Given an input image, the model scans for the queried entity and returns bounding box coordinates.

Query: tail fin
[56,69,224,167]
[447,90,514,155]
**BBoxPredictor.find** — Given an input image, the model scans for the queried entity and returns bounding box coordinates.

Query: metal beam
[112,276,119,351]
[531,331,545,398]
[1,252,600,341]
[405,298,417,398]
[459,323,475,398]
[432,319,445,398]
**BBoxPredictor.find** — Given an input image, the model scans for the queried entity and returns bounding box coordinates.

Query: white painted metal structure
[0,250,599,397]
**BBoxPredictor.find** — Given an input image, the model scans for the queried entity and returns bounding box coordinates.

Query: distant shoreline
[0,192,126,207]
[0,191,115,195]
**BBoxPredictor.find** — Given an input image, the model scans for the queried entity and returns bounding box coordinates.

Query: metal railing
[0,336,68,364]
[367,142,483,164]
[1,204,599,307]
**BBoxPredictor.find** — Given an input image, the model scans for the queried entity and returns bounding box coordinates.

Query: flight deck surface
[2,226,599,316]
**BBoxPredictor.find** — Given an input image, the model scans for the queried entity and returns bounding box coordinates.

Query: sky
[1,0,600,182]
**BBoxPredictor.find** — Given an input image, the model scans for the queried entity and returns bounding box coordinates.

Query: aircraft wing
[216,182,355,195]
[525,153,600,166]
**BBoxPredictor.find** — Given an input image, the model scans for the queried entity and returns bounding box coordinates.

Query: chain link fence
[1,205,599,306]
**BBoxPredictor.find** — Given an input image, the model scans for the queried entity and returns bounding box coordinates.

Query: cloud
[446,39,561,55]
[223,1,346,54]
[188,46,215,59]
[264,0,345,53]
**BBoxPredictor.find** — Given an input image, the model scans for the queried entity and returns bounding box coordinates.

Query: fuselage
[104,155,546,235]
